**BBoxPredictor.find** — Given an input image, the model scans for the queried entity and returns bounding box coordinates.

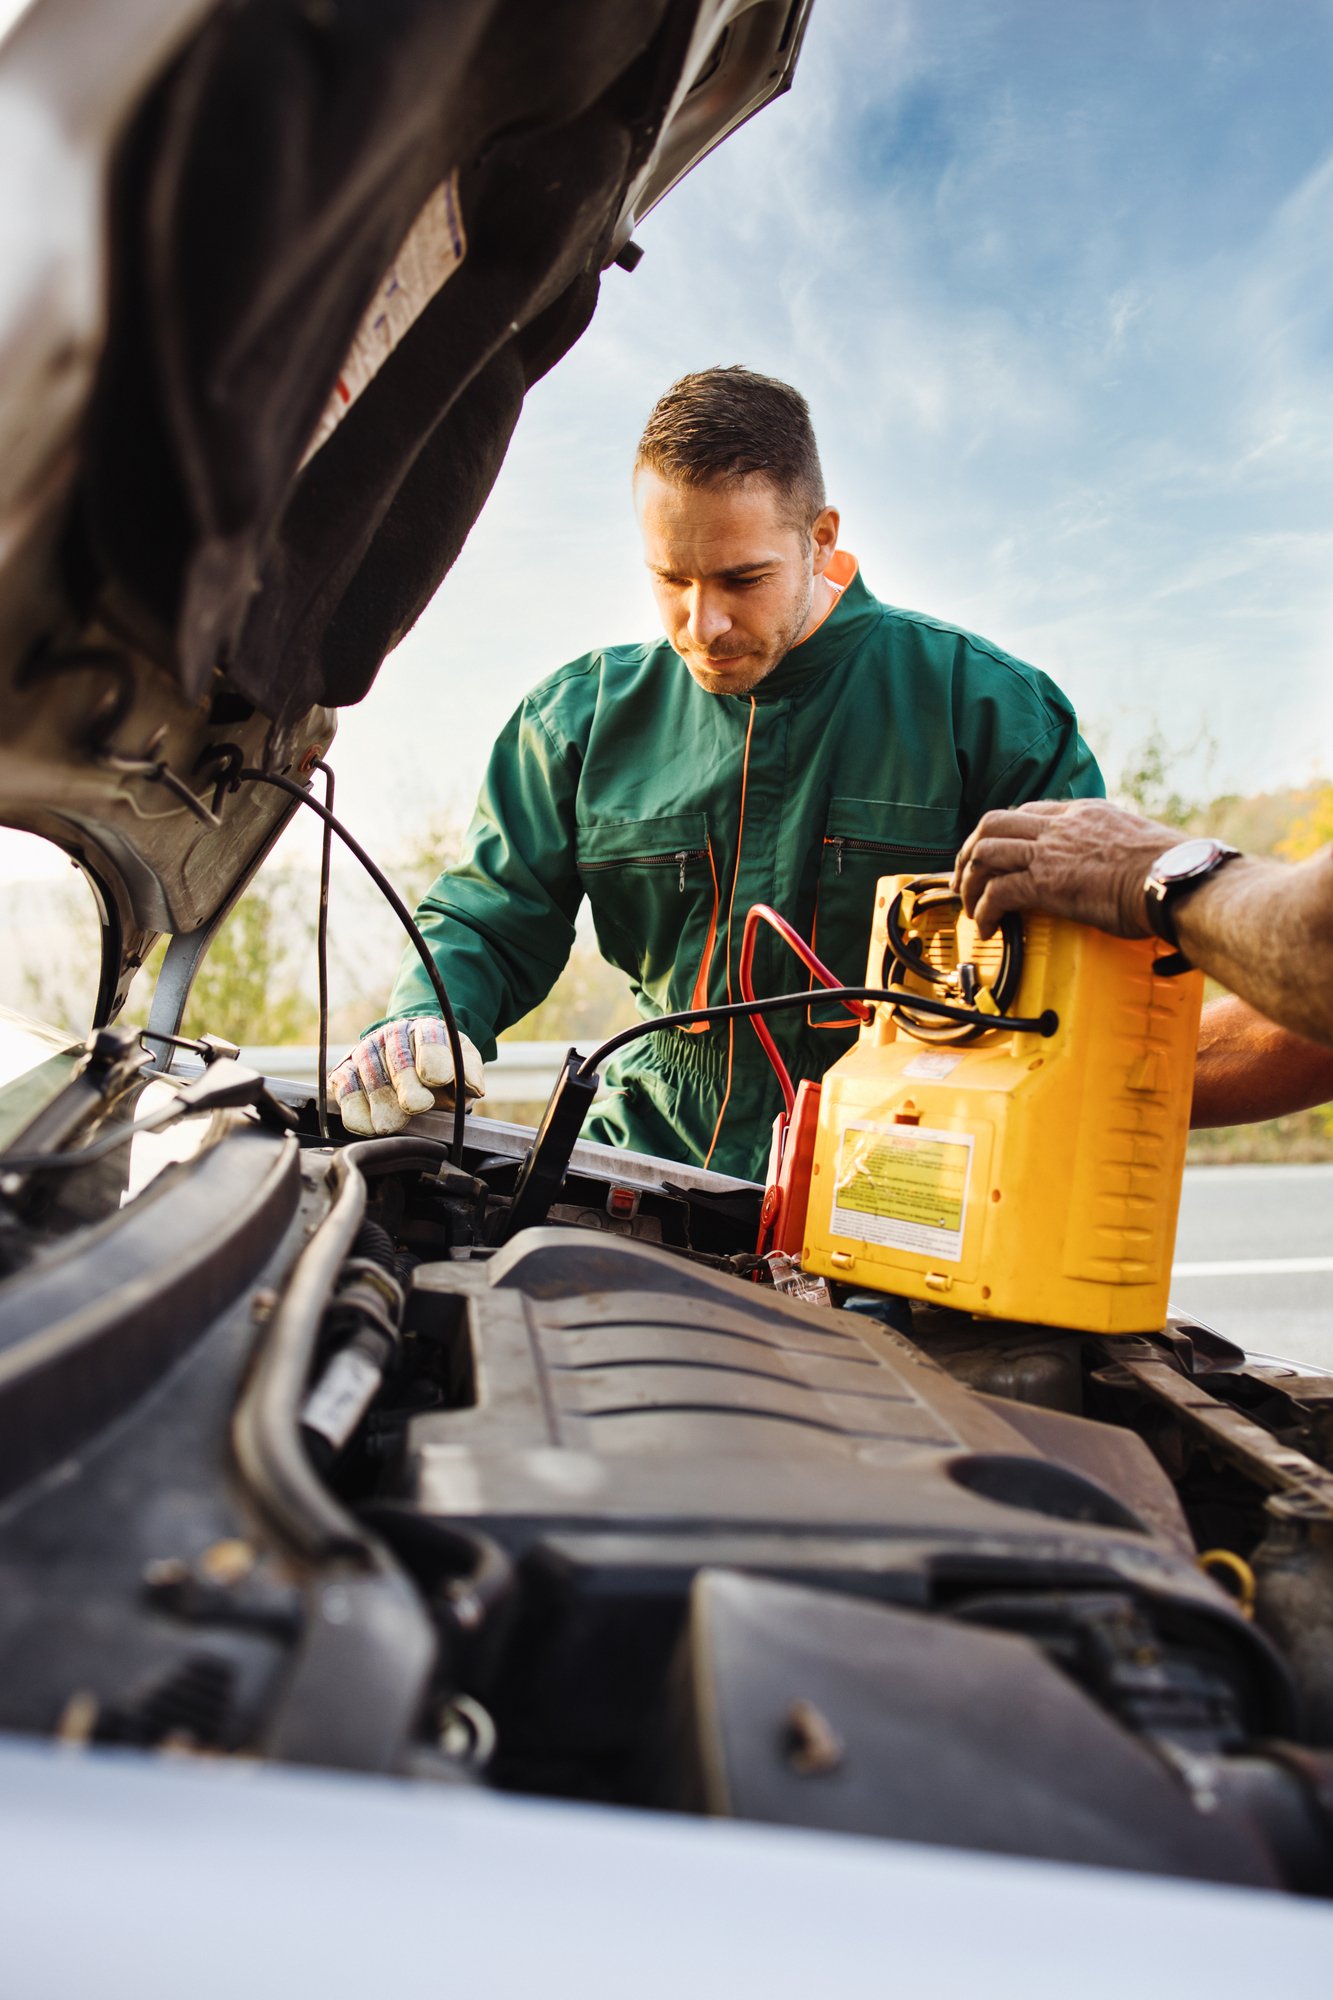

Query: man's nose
[685,587,731,648]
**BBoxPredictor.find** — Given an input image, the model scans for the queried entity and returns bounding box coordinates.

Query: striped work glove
[329,1018,485,1136]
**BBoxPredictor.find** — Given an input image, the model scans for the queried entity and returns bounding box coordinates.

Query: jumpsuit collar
[733,554,880,707]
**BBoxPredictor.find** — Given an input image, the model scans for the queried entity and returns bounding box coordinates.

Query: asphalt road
[1171,1164,1333,1370]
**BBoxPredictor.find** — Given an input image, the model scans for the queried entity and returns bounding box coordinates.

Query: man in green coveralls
[331,367,1104,1181]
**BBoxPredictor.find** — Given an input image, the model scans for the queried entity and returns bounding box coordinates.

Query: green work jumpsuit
[381,560,1103,1180]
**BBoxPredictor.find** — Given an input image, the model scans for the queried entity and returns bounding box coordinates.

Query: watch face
[1155,837,1224,884]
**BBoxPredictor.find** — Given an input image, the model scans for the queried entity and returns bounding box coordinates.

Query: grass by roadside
[1188,1107,1333,1165]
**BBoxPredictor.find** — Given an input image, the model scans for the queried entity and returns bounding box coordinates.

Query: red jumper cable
[739,904,872,1259]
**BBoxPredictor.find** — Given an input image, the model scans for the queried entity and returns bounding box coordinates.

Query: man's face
[635,468,839,695]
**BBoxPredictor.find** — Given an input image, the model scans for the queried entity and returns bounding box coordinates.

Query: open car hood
[0,0,812,1020]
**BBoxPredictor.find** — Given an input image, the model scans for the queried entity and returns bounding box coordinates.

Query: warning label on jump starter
[831,1123,974,1262]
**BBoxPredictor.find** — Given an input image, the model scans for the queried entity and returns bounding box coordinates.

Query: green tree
[119,873,317,1046]
[1113,725,1212,830]
[183,879,317,1044]
[1277,784,1333,863]
[18,870,318,1047]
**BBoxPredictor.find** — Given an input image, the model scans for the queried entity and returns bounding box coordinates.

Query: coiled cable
[883,877,1024,1044]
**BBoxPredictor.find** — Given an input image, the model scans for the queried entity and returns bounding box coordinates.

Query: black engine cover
[404,1232,1287,1738]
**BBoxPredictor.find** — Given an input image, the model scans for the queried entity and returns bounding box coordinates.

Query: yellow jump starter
[800,875,1204,1334]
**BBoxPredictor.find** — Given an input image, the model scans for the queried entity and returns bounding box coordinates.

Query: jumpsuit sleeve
[369,689,585,1059]
[957,652,1105,818]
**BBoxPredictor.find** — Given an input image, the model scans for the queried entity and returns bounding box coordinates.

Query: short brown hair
[635,366,825,530]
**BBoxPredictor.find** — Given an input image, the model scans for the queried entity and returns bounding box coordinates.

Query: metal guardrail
[239,1041,579,1105]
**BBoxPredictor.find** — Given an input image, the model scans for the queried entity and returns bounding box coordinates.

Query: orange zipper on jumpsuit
[682,840,721,1027]
[694,559,854,1164]
[702,695,757,1170]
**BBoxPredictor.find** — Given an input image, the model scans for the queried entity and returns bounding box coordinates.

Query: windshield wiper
[0,1025,150,1166]
[0,1059,298,1188]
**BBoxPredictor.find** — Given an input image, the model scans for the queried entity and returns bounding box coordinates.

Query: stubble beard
[682,576,815,696]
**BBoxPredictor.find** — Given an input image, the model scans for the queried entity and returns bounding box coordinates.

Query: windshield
[0,1026,222,1280]
[0,1007,82,1152]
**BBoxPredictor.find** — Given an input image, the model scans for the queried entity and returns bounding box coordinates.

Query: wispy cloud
[2,1,1328,898]
[332,0,1333,862]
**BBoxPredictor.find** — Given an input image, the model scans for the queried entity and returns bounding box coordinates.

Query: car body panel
[1,1735,1330,2000]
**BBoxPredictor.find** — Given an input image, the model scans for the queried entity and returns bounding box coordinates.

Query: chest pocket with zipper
[808,797,964,1027]
[575,811,716,1008]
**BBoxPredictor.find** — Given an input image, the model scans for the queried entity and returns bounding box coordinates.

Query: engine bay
[2,1096,1332,1897]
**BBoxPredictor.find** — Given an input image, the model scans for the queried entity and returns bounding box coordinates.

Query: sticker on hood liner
[302,172,466,468]
[831,1122,973,1262]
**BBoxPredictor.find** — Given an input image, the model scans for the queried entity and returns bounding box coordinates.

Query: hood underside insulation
[76,0,707,728]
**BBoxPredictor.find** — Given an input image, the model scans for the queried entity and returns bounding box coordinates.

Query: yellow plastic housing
[802,878,1204,1334]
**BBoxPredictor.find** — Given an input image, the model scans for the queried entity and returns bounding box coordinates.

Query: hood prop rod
[236,769,469,1167]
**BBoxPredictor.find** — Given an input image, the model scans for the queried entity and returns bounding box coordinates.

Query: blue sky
[3,0,1332,885]
[323,0,1333,866]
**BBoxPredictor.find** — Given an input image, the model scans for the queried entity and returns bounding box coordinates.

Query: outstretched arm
[953,797,1333,1049]
[331,690,587,1134]
[380,694,586,1050]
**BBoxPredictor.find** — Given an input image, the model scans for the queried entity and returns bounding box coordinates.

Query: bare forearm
[1190,995,1333,1127]
[956,803,1333,1050]
[1176,853,1333,1049]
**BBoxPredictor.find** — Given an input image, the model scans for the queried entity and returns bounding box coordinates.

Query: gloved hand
[329,1018,485,1136]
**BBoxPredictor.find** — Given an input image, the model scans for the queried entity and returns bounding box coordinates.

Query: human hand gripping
[953,798,1186,939]
[329,1018,485,1136]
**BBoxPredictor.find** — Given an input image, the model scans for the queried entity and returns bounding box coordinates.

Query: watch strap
[1143,884,1184,949]
[1151,949,1195,979]
[1144,841,1241,953]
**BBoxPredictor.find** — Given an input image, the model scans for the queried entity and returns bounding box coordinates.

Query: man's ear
[811,506,840,573]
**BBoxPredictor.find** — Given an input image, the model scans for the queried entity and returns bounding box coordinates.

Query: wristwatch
[1143,836,1241,962]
